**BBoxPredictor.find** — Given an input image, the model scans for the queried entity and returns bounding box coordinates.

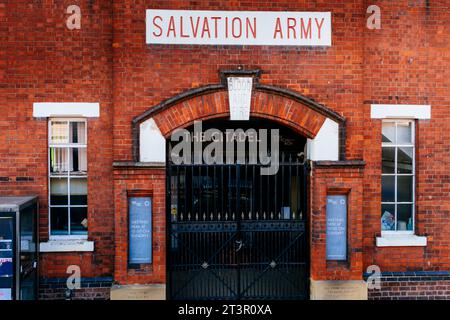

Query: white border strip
[376,235,427,247]
[371,104,430,119]
[33,102,100,118]
[39,240,94,252]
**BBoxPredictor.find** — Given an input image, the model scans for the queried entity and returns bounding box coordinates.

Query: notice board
[129,197,152,265]
[326,195,347,260]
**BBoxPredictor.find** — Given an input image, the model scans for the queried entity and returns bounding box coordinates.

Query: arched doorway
[123,70,347,299]
[167,117,309,300]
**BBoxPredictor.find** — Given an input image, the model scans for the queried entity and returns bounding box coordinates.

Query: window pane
[397,147,413,174]
[70,207,88,235]
[69,148,87,173]
[397,204,413,231]
[382,176,395,202]
[397,122,412,144]
[397,176,413,202]
[70,178,87,205]
[382,122,395,143]
[50,178,68,205]
[50,207,68,235]
[382,147,395,173]
[381,204,395,231]
[50,121,69,144]
[50,148,69,174]
[69,122,86,144]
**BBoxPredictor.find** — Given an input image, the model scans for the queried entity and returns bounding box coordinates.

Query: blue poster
[326,195,347,261]
[129,197,152,264]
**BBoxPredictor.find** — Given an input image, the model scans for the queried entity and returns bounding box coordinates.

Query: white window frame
[48,118,88,240]
[381,119,415,236]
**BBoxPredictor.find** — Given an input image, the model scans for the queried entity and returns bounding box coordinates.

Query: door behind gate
[167,156,309,300]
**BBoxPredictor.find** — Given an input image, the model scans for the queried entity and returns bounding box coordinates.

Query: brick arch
[133,73,346,161]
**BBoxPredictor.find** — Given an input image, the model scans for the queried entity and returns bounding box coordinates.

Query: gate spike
[203,212,206,221]
[232,212,235,220]
[256,212,259,220]
[270,212,274,219]
[195,213,199,221]
[248,211,251,219]
[218,212,221,220]
[241,212,244,219]
[225,212,228,221]
[278,211,281,219]
[263,211,266,220]
[188,212,191,221]
[293,211,296,219]
[210,212,213,221]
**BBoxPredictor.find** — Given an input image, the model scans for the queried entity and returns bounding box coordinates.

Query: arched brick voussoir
[251,91,327,139]
[152,90,327,139]
[153,91,230,137]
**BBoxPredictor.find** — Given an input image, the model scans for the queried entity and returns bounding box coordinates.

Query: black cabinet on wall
[0,196,39,300]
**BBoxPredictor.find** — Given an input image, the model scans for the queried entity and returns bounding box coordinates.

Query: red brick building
[0,1,449,300]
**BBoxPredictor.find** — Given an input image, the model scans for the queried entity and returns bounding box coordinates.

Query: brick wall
[362,0,450,272]
[113,166,166,284]
[1,0,449,299]
[366,272,450,300]
[39,277,113,300]
[310,162,365,280]
[112,0,366,162]
[0,1,115,279]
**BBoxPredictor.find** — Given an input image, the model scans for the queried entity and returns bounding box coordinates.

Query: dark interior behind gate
[167,119,309,300]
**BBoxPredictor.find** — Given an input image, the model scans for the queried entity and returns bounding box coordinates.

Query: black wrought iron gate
[167,156,309,300]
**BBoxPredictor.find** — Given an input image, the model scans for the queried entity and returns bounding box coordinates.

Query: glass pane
[20,206,37,300]
[50,121,69,144]
[382,122,395,143]
[69,148,87,174]
[70,178,87,205]
[382,147,395,173]
[397,122,412,144]
[20,205,37,259]
[50,177,68,205]
[381,204,395,231]
[70,207,88,235]
[397,147,413,174]
[381,176,395,202]
[50,207,69,235]
[397,204,413,231]
[50,148,69,174]
[397,176,413,202]
[69,122,86,144]
[0,217,14,283]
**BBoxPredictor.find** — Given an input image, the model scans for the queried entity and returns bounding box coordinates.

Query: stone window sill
[376,234,427,247]
[39,239,94,252]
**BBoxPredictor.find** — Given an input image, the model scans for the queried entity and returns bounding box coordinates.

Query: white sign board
[146,10,331,46]
[228,77,253,121]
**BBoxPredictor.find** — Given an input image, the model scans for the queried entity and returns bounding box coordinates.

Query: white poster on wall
[146,10,331,46]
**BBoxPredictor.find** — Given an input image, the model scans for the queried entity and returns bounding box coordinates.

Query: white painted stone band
[39,239,94,252]
[376,234,427,247]
[33,102,100,118]
[370,104,431,119]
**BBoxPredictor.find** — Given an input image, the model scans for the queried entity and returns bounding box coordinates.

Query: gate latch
[235,240,243,252]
